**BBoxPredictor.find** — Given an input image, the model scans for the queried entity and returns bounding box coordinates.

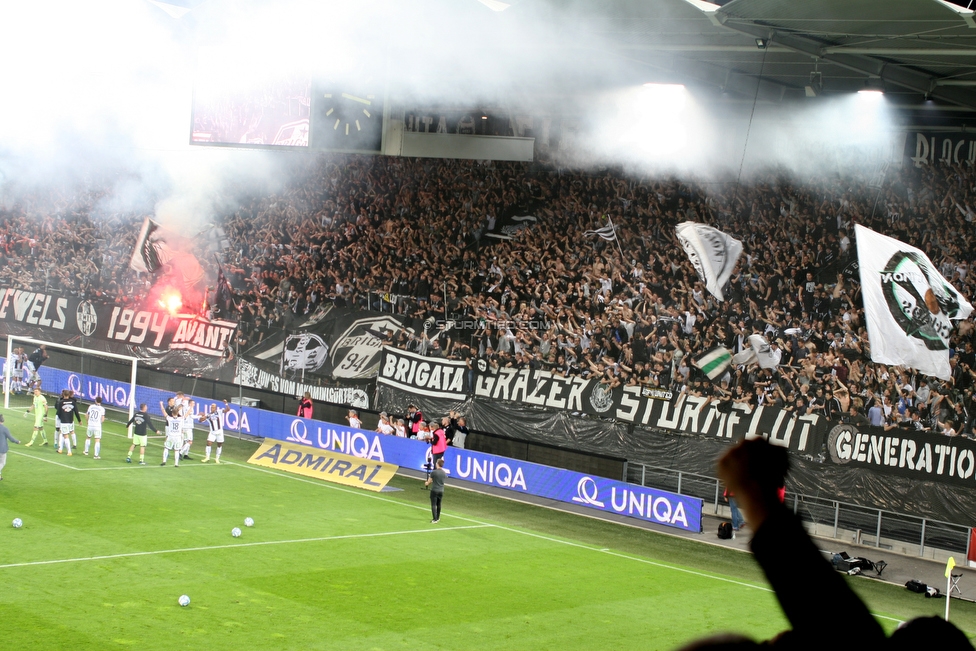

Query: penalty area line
[0,524,492,571]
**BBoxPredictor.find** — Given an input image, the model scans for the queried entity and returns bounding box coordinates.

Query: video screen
[191,78,311,148]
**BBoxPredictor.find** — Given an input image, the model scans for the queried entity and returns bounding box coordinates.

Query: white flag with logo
[855,224,972,379]
[675,222,743,301]
[731,335,780,369]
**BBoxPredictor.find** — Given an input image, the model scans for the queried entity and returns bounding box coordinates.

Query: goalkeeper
[23,388,49,447]
[125,404,158,465]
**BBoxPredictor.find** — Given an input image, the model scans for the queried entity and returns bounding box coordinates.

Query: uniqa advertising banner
[280,416,703,533]
[16,362,702,533]
[378,347,826,455]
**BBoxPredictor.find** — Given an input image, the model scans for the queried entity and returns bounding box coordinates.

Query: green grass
[0,407,974,650]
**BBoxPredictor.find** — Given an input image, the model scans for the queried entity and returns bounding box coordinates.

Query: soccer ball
[178,595,190,607]
[12,518,23,528]
[244,517,254,527]
[231,527,242,538]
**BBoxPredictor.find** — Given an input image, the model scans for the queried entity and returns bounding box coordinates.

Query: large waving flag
[694,346,732,381]
[675,222,743,301]
[855,224,972,380]
[130,217,205,287]
[584,222,617,241]
[731,334,780,370]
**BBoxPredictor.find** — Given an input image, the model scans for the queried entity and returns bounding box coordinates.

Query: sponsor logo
[453,455,527,490]
[76,301,97,337]
[289,419,311,445]
[641,387,673,401]
[879,251,960,350]
[331,316,407,380]
[248,441,397,492]
[571,476,605,507]
[609,487,689,528]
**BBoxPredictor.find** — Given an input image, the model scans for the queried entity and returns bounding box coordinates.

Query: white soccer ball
[178,595,190,607]
[244,517,254,527]
[231,527,242,538]
[12,518,23,528]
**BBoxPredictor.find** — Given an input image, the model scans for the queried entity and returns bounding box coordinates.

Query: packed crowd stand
[2,155,976,436]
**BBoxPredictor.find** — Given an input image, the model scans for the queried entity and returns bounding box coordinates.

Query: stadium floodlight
[4,335,139,432]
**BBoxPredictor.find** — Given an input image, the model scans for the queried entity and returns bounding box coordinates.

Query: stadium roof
[504,0,976,113]
[147,0,976,121]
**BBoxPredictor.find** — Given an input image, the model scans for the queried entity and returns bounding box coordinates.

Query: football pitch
[1,409,974,650]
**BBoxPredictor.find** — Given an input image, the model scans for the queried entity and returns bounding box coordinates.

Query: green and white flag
[856,224,973,380]
[695,346,732,381]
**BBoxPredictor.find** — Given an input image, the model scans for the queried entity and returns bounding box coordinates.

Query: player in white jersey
[11,348,25,394]
[83,396,106,459]
[200,400,231,463]
[159,400,183,467]
[179,398,196,460]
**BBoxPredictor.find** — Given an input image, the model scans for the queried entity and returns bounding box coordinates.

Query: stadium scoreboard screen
[189,52,385,153]
[190,78,312,149]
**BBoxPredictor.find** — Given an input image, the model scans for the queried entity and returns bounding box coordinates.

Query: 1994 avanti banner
[0,287,236,356]
[378,347,827,455]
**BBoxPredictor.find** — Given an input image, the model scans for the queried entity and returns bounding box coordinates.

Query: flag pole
[946,572,951,621]
[945,556,956,621]
[607,215,626,263]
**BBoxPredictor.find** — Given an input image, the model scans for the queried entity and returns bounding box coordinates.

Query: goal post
[4,335,138,433]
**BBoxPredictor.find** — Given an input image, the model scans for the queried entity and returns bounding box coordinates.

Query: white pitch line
[224,461,906,624]
[11,450,80,470]
[0,524,492,571]
[10,450,215,471]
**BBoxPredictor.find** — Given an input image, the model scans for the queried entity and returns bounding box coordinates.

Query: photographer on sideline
[424,458,446,524]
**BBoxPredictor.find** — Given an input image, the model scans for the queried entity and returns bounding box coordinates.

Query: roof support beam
[714,16,976,109]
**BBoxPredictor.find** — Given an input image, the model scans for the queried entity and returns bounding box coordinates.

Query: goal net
[3,336,139,432]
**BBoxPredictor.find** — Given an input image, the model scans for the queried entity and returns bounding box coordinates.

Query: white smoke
[0,0,904,227]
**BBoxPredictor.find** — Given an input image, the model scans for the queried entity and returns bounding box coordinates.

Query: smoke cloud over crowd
[0,0,902,229]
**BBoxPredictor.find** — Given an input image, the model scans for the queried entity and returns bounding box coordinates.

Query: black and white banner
[0,287,236,357]
[235,358,372,409]
[246,308,422,383]
[905,131,976,167]
[826,424,976,488]
[378,347,826,454]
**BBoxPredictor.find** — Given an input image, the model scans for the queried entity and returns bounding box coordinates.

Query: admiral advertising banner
[825,423,976,489]
[247,440,397,491]
[378,347,827,455]
[0,287,236,357]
